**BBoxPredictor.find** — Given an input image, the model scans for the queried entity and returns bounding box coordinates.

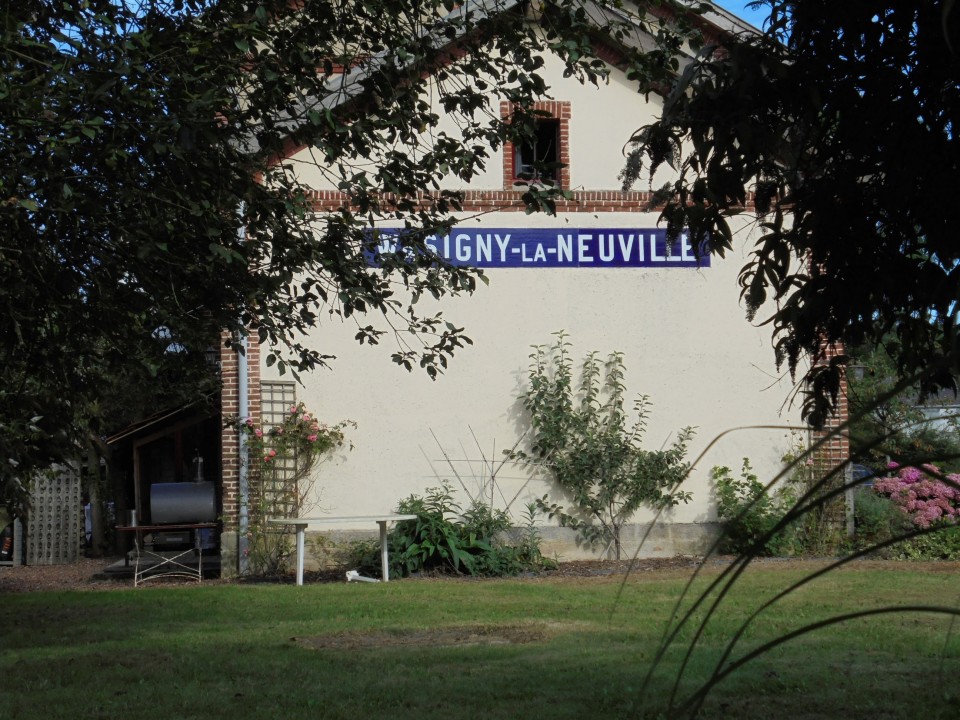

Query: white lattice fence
[28,464,83,565]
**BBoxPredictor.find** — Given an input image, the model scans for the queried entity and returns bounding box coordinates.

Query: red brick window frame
[501,101,571,190]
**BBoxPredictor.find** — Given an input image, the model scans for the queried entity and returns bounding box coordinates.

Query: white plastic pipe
[236,204,250,575]
[346,570,379,583]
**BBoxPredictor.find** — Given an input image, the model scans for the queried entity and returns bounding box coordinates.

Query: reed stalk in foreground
[632,395,960,719]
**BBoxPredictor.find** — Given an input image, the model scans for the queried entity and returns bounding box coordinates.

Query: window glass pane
[515,119,560,182]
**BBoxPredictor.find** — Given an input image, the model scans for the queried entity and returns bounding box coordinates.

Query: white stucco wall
[261,211,804,558]
[261,46,805,559]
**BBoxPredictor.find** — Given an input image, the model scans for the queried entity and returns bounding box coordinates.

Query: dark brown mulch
[297,555,708,584]
[0,556,128,593]
[0,555,704,593]
[5,555,954,593]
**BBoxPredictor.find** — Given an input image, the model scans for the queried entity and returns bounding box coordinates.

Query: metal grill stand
[117,523,217,586]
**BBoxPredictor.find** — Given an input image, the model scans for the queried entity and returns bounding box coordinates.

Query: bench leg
[296,525,305,586]
[378,520,389,582]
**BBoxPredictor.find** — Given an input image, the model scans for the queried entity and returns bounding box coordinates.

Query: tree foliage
[847,341,960,472]
[1,0,696,494]
[623,0,960,427]
[515,332,694,559]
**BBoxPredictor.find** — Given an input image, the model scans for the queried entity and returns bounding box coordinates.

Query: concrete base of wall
[219,530,238,578]
[288,522,722,571]
[536,522,722,561]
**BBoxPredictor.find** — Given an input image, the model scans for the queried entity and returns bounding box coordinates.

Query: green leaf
[207,243,241,263]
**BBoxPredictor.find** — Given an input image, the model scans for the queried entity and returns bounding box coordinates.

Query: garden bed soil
[0,555,698,592]
[2,555,958,593]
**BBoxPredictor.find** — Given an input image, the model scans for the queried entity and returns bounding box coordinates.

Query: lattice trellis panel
[259,382,298,518]
[261,381,296,429]
[28,464,83,565]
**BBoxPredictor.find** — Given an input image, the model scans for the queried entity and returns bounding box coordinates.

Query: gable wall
[250,52,810,561]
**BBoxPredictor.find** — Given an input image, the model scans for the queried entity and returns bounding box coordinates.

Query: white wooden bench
[267,515,416,585]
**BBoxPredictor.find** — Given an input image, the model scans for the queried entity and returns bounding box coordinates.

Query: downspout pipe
[236,204,250,575]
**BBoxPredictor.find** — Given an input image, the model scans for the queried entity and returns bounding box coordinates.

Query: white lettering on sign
[598,235,615,262]
[496,234,510,262]
[454,234,469,262]
[477,234,492,263]
[620,234,637,262]
[681,233,695,262]
[578,234,593,262]
[650,235,665,262]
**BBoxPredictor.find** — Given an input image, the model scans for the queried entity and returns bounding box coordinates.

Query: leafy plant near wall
[714,434,861,558]
[712,460,805,557]
[715,452,960,560]
[509,502,554,572]
[778,437,849,555]
[851,488,913,555]
[393,483,491,576]
[235,403,353,575]
[891,524,960,560]
[850,485,960,561]
[513,332,694,560]
[341,483,553,578]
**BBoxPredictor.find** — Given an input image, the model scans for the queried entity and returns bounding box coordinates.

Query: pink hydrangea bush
[873,463,960,528]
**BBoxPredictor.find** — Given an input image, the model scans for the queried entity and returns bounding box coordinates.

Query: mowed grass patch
[2,561,958,719]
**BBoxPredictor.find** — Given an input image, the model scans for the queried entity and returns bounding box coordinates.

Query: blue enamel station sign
[368,227,710,268]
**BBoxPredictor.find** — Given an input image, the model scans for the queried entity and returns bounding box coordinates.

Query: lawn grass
[2,561,958,719]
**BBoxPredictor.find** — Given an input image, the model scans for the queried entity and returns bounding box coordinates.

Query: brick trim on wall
[810,340,851,471]
[305,188,758,214]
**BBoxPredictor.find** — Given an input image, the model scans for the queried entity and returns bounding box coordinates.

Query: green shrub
[712,460,804,556]
[511,502,556,571]
[390,484,491,575]
[852,488,912,555]
[893,523,960,560]
[460,501,512,543]
[468,502,556,576]
[344,483,554,578]
[852,482,960,560]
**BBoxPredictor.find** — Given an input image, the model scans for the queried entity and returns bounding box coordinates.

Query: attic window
[513,119,561,185]
[501,100,570,190]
